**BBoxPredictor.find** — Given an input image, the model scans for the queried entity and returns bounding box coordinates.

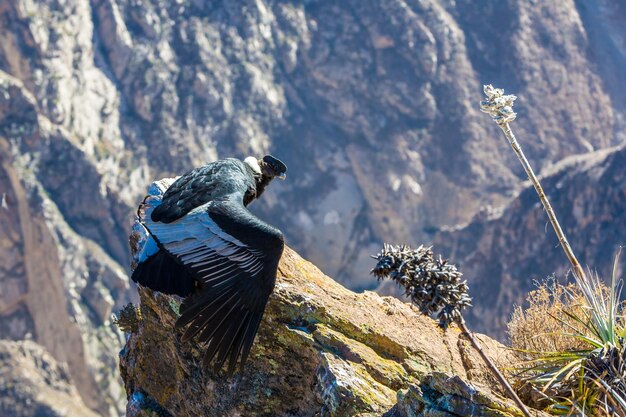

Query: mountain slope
[0,340,101,417]
[0,72,128,416]
[3,0,626,289]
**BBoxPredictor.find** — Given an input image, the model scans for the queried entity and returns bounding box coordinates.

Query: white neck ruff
[244,156,262,175]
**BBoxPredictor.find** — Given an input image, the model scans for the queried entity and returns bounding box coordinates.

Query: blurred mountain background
[0,0,625,416]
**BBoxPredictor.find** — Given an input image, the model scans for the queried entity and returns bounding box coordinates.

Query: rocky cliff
[0,73,130,416]
[1,0,625,415]
[119,246,547,417]
[0,339,101,417]
[435,143,626,339]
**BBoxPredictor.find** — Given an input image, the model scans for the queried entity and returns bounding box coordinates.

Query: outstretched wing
[140,194,284,374]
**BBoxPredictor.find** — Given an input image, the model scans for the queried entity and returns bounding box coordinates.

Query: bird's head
[245,155,287,181]
[261,155,287,180]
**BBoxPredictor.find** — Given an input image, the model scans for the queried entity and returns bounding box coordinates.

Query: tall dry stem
[479,85,586,283]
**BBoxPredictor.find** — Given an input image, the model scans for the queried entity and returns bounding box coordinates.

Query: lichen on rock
[119,247,547,417]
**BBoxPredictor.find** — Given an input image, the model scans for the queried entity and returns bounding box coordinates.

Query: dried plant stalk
[456,319,535,417]
[479,85,586,282]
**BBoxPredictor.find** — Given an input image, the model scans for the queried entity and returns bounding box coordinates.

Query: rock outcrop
[119,246,546,417]
[435,143,626,339]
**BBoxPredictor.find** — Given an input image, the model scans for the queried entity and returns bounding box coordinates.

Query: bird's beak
[277,173,287,180]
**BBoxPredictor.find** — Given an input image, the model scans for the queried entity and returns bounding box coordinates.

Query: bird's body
[130,155,287,375]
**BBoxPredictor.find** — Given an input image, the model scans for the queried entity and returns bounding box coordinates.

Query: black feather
[238,314,264,373]
[199,302,242,367]
[178,289,237,342]
[150,159,251,223]
[213,308,249,373]
[227,315,252,375]
[131,250,196,297]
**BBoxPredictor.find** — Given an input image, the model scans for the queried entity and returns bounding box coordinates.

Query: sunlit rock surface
[119,247,547,417]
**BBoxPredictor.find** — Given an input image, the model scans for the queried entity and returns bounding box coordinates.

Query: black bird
[130,155,287,375]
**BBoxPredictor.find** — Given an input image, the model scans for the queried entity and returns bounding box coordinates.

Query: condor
[130,155,287,375]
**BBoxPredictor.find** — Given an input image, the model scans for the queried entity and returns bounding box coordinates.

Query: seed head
[371,244,472,329]
[480,84,517,125]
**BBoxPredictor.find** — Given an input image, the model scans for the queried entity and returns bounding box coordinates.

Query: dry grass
[507,277,626,415]
[508,280,599,354]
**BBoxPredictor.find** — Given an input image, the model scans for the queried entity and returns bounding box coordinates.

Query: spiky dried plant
[372,243,533,417]
[585,343,626,415]
[371,244,471,329]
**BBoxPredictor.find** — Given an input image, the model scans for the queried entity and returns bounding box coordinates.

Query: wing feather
[238,313,264,372]
[138,192,283,374]
[227,315,252,375]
